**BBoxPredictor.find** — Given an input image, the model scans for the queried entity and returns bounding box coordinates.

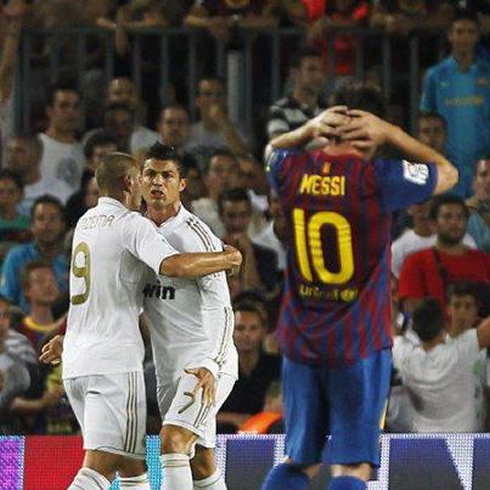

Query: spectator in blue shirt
[420,9,490,197]
[0,195,68,313]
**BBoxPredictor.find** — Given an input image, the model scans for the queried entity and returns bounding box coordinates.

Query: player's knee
[191,447,216,480]
[160,424,195,454]
[118,458,147,478]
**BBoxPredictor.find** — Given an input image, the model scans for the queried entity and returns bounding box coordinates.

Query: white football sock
[193,468,227,489]
[119,471,151,489]
[68,467,111,490]
[161,453,193,490]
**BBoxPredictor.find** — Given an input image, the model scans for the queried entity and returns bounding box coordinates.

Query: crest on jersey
[402,160,429,185]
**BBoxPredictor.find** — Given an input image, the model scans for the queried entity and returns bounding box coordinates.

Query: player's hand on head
[339,109,391,147]
[308,106,349,141]
[184,367,216,408]
[39,334,64,365]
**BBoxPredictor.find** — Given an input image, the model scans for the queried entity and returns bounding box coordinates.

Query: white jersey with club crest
[143,205,238,380]
[63,197,179,378]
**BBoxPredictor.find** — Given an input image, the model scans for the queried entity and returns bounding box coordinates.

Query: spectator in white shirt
[393,298,490,432]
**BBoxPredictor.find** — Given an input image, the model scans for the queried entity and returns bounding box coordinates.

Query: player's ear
[179,177,187,193]
[121,174,132,193]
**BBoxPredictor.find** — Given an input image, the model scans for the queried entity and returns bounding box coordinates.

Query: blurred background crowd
[0,0,489,437]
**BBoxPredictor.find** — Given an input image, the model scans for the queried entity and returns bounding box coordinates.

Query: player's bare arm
[267,105,348,150]
[39,334,64,365]
[341,109,459,194]
[159,244,242,277]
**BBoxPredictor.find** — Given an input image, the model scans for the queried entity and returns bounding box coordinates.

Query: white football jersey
[143,205,238,381]
[63,197,178,379]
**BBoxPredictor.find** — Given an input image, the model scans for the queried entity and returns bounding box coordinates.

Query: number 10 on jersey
[293,208,354,285]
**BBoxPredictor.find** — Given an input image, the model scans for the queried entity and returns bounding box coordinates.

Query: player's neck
[322,142,366,159]
[422,334,445,351]
[28,304,54,326]
[147,202,181,226]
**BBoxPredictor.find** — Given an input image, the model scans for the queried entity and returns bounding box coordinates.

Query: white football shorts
[159,371,236,448]
[64,371,146,459]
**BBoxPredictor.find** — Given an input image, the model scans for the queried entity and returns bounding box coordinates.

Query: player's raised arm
[159,244,242,278]
[342,109,459,195]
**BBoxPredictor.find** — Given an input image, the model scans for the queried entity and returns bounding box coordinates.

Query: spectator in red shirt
[399,194,490,314]
[306,0,369,79]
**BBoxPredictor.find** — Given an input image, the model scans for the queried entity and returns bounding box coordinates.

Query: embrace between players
[41,85,458,490]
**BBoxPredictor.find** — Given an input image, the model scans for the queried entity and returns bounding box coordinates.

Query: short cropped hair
[429,194,469,221]
[144,142,191,178]
[412,298,445,342]
[95,152,139,193]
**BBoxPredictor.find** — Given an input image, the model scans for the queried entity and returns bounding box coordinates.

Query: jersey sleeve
[373,158,438,212]
[266,147,302,194]
[455,329,481,363]
[123,214,179,275]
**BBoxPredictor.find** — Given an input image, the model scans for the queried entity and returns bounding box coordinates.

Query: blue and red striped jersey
[268,147,438,367]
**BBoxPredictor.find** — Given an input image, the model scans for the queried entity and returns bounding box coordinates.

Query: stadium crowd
[0,0,489,441]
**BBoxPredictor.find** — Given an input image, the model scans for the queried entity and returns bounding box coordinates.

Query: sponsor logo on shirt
[142,282,175,300]
[402,160,429,185]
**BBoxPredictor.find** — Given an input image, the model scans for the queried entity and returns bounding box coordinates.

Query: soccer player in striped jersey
[261,85,459,490]
[58,152,241,490]
[140,143,238,490]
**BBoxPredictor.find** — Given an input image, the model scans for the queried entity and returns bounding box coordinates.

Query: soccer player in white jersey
[59,152,242,490]
[140,143,238,490]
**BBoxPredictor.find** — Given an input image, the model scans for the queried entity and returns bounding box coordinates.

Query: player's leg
[119,457,151,489]
[326,348,392,490]
[65,372,148,489]
[189,373,236,489]
[160,423,197,489]
[262,357,326,490]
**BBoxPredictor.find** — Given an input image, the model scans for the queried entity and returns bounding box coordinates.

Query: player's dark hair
[0,169,24,191]
[218,187,252,215]
[451,8,480,29]
[418,111,447,131]
[144,142,191,178]
[202,148,238,176]
[83,131,118,160]
[46,80,78,107]
[429,194,469,220]
[412,298,445,342]
[331,82,385,118]
[31,194,65,222]
[447,282,480,304]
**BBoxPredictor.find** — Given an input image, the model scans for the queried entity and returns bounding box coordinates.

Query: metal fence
[15,26,447,136]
